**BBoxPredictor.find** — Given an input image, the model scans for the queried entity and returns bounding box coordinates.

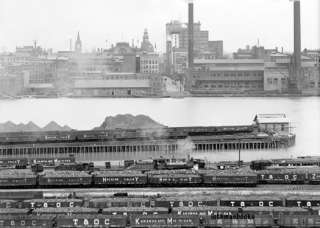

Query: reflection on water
[0,97,319,162]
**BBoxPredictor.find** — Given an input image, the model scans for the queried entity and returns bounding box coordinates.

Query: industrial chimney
[186,0,194,91]
[188,0,194,71]
[293,0,301,74]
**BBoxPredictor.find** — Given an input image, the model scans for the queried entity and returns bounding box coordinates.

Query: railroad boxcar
[32,207,99,216]
[89,197,151,208]
[219,196,284,207]
[172,206,240,217]
[242,207,310,217]
[38,170,91,187]
[0,158,28,168]
[93,171,147,187]
[257,168,308,184]
[0,215,54,227]
[0,208,29,216]
[152,196,218,208]
[0,200,19,208]
[22,198,83,208]
[56,214,127,228]
[201,170,257,187]
[0,169,36,188]
[286,196,320,207]
[278,215,320,227]
[307,170,320,184]
[204,215,274,228]
[102,207,168,216]
[147,173,201,187]
[30,158,55,167]
[129,215,200,228]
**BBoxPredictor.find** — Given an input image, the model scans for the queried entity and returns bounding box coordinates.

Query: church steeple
[75,32,82,53]
[141,28,154,53]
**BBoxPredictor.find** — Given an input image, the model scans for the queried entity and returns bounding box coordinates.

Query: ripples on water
[0,97,319,162]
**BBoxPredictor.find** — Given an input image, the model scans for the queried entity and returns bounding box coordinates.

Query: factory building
[191,59,264,94]
[72,72,161,97]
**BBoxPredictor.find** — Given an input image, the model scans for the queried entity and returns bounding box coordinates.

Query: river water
[0,97,319,162]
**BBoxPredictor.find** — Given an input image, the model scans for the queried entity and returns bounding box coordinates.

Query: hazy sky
[0,0,319,53]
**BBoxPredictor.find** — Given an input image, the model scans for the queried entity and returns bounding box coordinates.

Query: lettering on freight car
[7,220,37,226]
[73,218,110,226]
[169,201,204,207]
[29,201,74,208]
[229,201,274,207]
[296,201,312,207]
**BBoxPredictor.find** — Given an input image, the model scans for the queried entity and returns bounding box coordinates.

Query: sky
[0,0,319,54]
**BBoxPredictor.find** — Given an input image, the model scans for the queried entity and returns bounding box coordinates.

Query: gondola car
[93,171,147,187]
[38,170,91,188]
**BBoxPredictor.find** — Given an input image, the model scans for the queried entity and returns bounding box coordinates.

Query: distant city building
[139,53,160,74]
[208,41,223,59]
[233,45,278,60]
[191,59,265,94]
[140,29,154,53]
[264,53,290,93]
[0,71,24,97]
[165,20,223,75]
[74,32,82,53]
[72,72,161,97]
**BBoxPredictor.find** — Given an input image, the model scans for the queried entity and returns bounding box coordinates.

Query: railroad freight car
[56,215,127,228]
[93,171,147,187]
[0,200,19,208]
[89,197,151,208]
[203,215,274,228]
[23,198,83,208]
[129,215,200,228]
[152,196,218,208]
[0,215,54,227]
[257,168,310,184]
[0,169,36,188]
[219,196,284,207]
[201,169,257,187]
[0,208,30,216]
[38,171,91,187]
[286,196,320,207]
[102,207,168,216]
[147,173,201,187]
[172,206,240,216]
[0,158,28,168]
[32,207,99,216]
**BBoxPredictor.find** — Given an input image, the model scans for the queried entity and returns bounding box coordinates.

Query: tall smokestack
[293,0,301,81]
[188,0,194,71]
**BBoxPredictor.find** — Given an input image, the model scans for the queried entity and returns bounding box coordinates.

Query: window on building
[267,78,272,84]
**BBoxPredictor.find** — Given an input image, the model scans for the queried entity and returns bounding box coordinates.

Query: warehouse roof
[254,114,289,124]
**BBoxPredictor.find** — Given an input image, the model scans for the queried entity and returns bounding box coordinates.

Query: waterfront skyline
[0,0,319,53]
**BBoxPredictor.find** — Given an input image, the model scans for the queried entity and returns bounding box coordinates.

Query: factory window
[310,82,315,87]
[127,90,131,96]
[267,78,272,84]
[224,73,229,77]
[318,82,320,88]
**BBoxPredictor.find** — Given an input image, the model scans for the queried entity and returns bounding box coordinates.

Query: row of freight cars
[3,167,320,188]
[2,209,320,227]
[2,195,320,209]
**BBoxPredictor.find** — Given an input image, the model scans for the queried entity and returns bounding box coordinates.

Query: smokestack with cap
[188,0,194,71]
